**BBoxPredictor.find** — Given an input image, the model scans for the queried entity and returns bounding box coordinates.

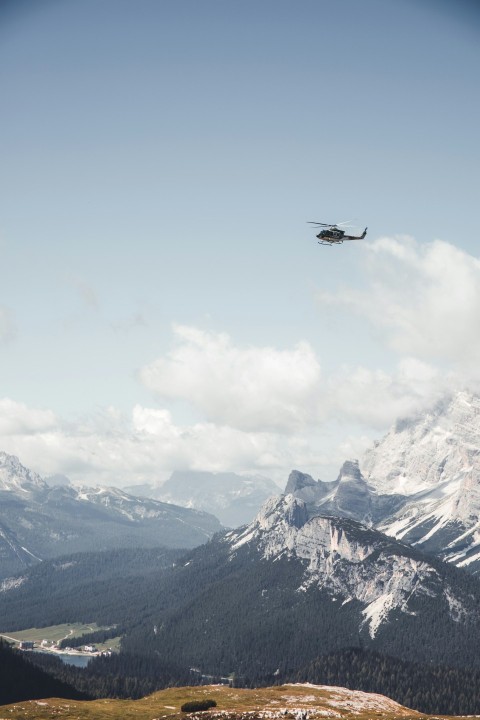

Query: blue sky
[0,0,479,486]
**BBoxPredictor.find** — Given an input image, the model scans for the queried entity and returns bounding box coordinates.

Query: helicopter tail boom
[343,227,367,240]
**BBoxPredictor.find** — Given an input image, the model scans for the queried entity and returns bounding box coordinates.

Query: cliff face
[229,493,474,639]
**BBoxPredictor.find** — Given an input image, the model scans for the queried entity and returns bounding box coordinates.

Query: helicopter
[308,221,367,246]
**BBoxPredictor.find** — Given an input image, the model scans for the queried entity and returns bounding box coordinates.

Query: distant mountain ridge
[126,470,279,527]
[0,451,222,579]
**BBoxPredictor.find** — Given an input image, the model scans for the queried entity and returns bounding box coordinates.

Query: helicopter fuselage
[317,228,345,241]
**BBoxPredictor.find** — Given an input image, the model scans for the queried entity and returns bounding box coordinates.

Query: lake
[34,650,92,668]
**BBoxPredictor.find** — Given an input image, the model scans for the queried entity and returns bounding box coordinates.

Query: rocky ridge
[228,494,474,638]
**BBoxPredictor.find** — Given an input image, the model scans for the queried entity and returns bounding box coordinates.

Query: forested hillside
[0,546,184,629]
[295,648,480,716]
[3,533,480,675]
[27,651,195,700]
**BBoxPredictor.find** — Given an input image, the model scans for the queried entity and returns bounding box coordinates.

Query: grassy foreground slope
[0,683,432,720]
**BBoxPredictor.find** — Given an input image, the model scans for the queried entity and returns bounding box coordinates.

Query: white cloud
[0,398,56,435]
[0,399,325,487]
[139,321,457,438]
[321,237,480,370]
[140,325,323,433]
[326,357,452,429]
[0,358,464,488]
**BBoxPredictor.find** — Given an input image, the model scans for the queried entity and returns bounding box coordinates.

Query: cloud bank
[1,237,478,487]
[321,237,480,369]
[140,325,322,432]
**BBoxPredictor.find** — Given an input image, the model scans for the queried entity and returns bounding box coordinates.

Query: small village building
[19,641,34,650]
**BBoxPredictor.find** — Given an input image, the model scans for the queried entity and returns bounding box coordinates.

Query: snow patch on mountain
[0,575,26,592]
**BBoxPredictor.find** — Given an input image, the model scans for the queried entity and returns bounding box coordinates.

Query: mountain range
[2,390,480,699]
[0,452,221,579]
[4,486,479,676]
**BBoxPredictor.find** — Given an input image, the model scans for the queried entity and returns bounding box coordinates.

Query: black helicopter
[308,221,367,246]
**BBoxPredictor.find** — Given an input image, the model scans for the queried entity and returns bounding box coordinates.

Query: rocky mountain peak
[228,494,309,555]
[284,471,337,505]
[0,451,47,493]
[285,460,374,526]
[285,470,317,494]
[332,460,373,523]
[336,460,362,483]
[257,493,309,532]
